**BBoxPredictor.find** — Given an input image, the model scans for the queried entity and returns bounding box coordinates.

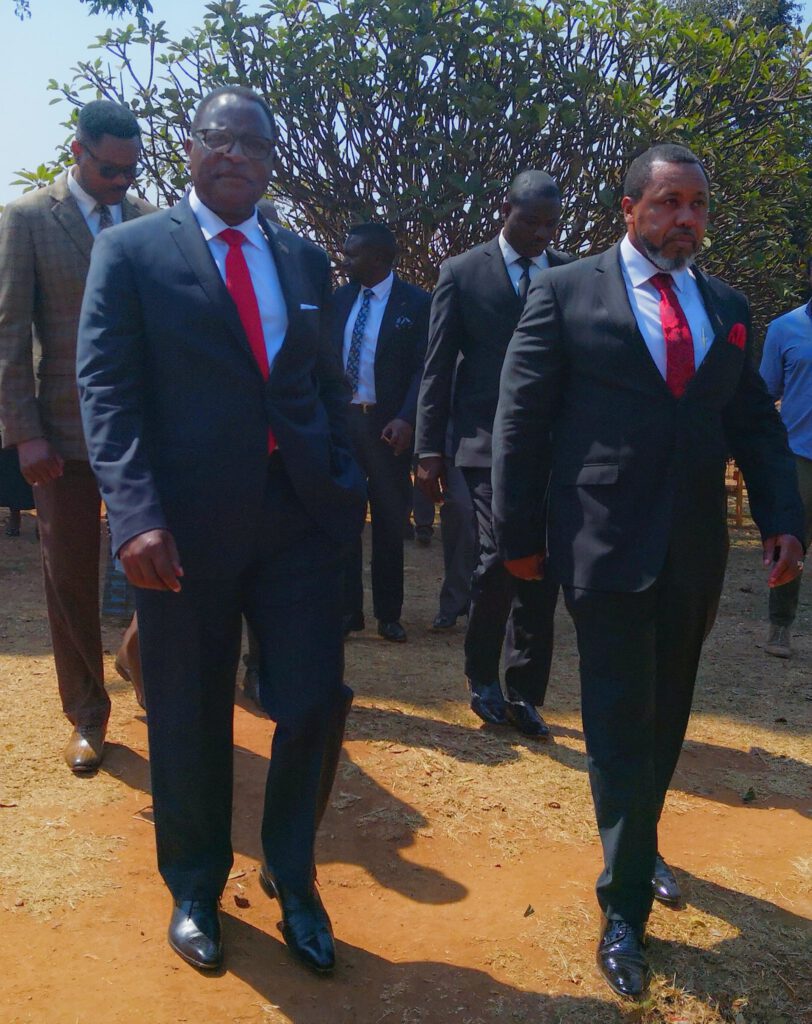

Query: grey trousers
[769,454,812,627]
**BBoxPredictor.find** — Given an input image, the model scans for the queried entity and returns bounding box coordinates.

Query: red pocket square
[727,323,746,350]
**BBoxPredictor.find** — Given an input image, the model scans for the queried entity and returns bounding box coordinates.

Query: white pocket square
[300,303,319,310]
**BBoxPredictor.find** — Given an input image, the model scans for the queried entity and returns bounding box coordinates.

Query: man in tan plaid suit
[0,101,153,772]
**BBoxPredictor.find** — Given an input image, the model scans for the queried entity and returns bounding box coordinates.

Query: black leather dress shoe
[504,698,550,738]
[597,917,649,999]
[259,865,335,974]
[343,613,365,638]
[468,680,507,725]
[652,853,681,907]
[168,899,223,970]
[431,612,457,630]
[377,620,407,642]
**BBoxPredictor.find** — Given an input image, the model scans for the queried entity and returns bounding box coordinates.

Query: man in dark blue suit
[77,86,366,974]
[333,224,430,642]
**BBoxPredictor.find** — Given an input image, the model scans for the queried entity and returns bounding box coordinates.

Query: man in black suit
[334,224,430,643]
[77,86,366,974]
[492,144,804,998]
[415,171,573,737]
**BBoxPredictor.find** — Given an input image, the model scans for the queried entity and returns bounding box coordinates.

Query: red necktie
[218,228,277,453]
[649,272,695,399]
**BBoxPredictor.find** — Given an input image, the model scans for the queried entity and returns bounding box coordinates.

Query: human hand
[17,437,64,486]
[416,455,446,503]
[119,529,184,592]
[762,534,804,588]
[381,418,413,456]
[504,553,545,580]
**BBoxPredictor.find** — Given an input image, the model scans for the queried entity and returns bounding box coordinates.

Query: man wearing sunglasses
[0,100,152,773]
[77,86,365,975]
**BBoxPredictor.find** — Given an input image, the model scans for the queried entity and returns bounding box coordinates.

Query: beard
[638,231,698,272]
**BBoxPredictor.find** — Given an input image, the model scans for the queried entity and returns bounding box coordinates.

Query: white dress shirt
[619,234,715,379]
[498,231,550,292]
[68,167,123,235]
[342,271,394,404]
[189,188,288,372]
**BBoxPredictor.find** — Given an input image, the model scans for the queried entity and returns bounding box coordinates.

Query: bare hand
[380,418,413,457]
[119,529,184,592]
[504,553,545,580]
[416,455,446,503]
[762,533,804,588]
[17,437,64,486]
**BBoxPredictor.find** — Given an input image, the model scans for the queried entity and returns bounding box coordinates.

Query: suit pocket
[559,463,619,486]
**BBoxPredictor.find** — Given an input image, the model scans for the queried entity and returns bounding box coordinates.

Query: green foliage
[12,0,154,28]
[669,0,801,32]
[29,0,812,329]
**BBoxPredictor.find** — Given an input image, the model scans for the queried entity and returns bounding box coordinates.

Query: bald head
[501,170,562,257]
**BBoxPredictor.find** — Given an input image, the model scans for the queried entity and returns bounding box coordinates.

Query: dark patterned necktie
[649,272,695,398]
[516,256,533,305]
[346,288,374,393]
[95,203,113,231]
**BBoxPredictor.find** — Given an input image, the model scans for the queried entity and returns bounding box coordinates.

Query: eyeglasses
[193,129,274,161]
[80,142,142,180]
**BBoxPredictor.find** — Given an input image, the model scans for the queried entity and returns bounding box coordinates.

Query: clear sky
[1,0,811,205]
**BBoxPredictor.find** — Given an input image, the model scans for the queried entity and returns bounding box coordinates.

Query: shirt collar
[189,187,265,250]
[361,270,394,301]
[67,166,122,219]
[498,230,549,270]
[620,234,695,293]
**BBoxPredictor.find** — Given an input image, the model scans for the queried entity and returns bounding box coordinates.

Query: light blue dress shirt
[759,300,812,459]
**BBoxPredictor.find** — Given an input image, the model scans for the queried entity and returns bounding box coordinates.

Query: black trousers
[564,556,721,925]
[344,406,413,623]
[461,467,558,704]
[136,462,351,899]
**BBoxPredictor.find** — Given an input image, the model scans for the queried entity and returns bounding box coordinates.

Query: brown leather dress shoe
[63,725,106,773]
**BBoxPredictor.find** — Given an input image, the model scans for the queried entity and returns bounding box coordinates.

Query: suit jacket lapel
[377,274,402,352]
[121,195,143,222]
[596,244,672,398]
[683,266,734,391]
[482,236,523,313]
[49,174,93,265]
[169,195,260,372]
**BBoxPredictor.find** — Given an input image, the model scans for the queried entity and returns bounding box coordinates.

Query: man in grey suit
[415,170,573,737]
[0,101,152,772]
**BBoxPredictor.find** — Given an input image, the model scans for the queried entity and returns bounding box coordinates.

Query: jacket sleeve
[415,262,463,455]
[722,302,804,545]
[0,203,44,446]
[492,274,565,561]
[76,228,167,556]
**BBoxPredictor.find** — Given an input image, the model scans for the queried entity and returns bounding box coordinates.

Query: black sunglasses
[81,142,142,181]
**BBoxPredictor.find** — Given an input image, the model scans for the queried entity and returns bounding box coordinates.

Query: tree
[25,0,812,329]
[669,0,801,32]
[12,0,153,26]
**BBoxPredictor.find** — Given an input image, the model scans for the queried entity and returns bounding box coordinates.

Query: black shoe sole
[652,889,682,908]
[167,935,223,971]
[597,964,647,1000]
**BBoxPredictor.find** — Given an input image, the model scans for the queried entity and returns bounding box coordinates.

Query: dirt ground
[0,509,810,1024]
